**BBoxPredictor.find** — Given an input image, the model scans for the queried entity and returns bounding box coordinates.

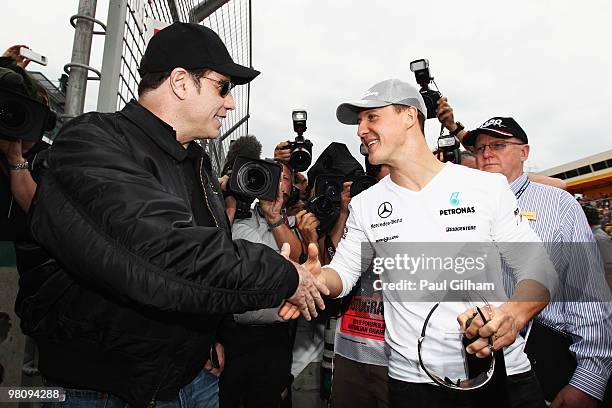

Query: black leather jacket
[20,101,298,407]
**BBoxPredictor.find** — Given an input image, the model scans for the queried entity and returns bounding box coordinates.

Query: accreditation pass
[0,387,65,402]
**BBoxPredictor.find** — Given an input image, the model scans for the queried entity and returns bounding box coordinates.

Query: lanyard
[514,177,531,200]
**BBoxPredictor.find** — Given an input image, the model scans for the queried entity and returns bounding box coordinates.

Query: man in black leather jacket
[18,23,328,408]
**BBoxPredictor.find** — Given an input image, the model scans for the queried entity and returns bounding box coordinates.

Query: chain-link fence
[97,0,253,171]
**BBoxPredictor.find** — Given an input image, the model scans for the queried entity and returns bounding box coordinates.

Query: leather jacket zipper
[199,157,219,228]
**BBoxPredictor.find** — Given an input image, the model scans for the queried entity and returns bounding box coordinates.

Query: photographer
[220,134,264,224]
[219,160,304,408]
[0,44,47,217]
[0,44,55,379]
[437,99,612,408]
[287,171,308,216]
[321,181,351,264]
[275,141,309,216]
[287,159,391,407]
[330,164,391,408]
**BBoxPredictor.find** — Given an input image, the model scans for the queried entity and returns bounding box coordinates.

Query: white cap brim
[336,100,393,125]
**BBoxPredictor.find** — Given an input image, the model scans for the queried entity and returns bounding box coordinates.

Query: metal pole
[168,0,180,22]
[65,0,97,118]
[219,114,250,143]
[97,0,128,112]
[190,0,230,22]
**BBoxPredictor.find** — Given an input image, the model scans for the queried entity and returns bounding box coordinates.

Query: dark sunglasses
[417,299,496,391]
[203,77,235,97]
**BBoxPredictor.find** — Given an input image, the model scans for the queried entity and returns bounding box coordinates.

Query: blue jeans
[43,370,219,408]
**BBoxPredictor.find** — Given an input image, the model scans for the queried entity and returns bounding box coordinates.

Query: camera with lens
[0,82,56,142]
[229,155,281,201]
[437,135,461,164]
[287,110,313,172]
[306,195,339,236]
[306,174,343,235]
[350,173,377,197]
[409,58,442,119]
[314,175,344,204]
[410,59,460,164]
[359,143,382,184]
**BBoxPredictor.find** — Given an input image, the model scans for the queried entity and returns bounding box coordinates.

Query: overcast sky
[3,0,611,171]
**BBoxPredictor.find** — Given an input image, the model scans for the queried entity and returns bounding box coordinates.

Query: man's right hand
[274,141,291,162]
[436,97,457,133]
[279,243,329,321]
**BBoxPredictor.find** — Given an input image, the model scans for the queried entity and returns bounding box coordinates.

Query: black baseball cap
[138,22,260,85]
[463,117,528,146]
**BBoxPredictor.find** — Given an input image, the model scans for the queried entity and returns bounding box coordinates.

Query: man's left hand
[550,385,598,408]
[204,342,225,376]
[436,97,456,133]
[457,303,520,358]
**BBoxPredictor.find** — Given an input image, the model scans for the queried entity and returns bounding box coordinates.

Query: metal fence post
[64,0,98,118]
[97,0,128,112]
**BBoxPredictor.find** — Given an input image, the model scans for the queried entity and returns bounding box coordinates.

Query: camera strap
[324,235,336,260]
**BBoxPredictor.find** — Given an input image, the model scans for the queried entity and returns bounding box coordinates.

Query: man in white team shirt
[316,79,558,408]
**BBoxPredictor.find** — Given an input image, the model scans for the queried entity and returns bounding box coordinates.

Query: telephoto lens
[0,88,56,141]
[237,163,269,196]
[229,156,281,201]
[307,195,335,218]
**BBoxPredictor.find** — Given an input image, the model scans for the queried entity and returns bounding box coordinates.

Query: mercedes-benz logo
[378,202,393,218]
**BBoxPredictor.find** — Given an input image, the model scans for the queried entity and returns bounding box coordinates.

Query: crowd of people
[1,21,611,408]
[579,195,612,233]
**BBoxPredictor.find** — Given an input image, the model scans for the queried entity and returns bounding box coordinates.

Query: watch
[9,160,29,171]
[267,217,284,230]
[450,121,465,136]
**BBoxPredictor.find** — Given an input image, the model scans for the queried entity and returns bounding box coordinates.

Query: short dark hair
[137,68,209,97]
[393,105,426,133]
[582,205,601,226]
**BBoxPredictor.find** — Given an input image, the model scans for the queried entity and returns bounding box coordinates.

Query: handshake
[277,242,329,321]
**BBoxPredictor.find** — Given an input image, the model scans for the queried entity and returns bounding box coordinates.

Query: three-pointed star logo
[378,202,393,218]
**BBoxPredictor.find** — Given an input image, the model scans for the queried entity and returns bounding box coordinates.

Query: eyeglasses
[417,297,497,391]
[202,77,235,97]
[473,141,524,156]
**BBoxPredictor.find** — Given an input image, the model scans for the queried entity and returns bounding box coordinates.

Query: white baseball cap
[336,79,426,125]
